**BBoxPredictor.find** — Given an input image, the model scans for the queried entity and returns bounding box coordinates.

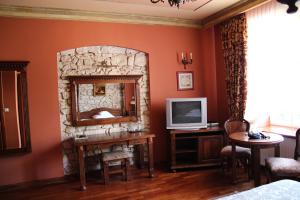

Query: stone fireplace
[57,46,150,174]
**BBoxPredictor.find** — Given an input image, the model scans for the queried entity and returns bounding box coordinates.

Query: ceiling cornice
[0,1,271,29]
[0,4,201,28]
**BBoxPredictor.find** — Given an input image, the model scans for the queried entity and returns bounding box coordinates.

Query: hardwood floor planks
[0,167,256,200]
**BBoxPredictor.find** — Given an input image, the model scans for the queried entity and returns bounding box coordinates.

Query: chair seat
[220,145,251,157]
[266,157,300,176]
[102,151,130,162]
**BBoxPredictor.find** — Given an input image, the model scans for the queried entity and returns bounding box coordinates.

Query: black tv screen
[172,101,202,124]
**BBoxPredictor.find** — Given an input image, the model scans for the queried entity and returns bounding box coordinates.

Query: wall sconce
[181,52,193,69]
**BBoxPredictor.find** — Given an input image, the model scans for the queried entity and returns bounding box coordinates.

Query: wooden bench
[100,151,130,184]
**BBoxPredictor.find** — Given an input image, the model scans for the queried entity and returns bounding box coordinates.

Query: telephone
[248,130,270,139]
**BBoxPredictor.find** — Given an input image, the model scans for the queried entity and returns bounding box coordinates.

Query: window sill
[262,125,297,139]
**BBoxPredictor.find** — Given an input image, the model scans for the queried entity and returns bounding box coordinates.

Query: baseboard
[0,174,76,193]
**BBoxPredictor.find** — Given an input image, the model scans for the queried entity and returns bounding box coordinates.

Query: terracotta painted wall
[0,16,218,186]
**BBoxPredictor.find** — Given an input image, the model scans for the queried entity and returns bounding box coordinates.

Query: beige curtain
[221,13,248,120]
[245,1,300,128]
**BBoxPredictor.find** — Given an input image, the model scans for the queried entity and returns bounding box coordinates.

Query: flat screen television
[166,97,207,130]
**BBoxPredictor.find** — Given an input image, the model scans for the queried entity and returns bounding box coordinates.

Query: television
[166,97,207,130]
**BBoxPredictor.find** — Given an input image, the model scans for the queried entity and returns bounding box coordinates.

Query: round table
[229,132,284,186]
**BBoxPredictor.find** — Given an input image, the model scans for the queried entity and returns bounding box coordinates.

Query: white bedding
[217,180,300,200]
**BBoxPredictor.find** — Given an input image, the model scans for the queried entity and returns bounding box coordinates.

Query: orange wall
[0,16,218,186]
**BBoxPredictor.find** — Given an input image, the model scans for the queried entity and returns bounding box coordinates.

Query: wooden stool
[100,151,130,184]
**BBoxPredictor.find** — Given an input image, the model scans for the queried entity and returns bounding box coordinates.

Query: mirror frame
[68,75,142,126]
[0,61,31,155]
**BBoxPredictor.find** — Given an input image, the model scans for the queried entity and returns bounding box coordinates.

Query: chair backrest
[224,118,250,136]
[294,128,300,160]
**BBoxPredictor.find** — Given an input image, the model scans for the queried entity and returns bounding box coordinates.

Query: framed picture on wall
[93,83,106,96]
[177,71,194,91]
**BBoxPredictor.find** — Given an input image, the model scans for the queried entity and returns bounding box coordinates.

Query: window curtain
[221,13,248,120]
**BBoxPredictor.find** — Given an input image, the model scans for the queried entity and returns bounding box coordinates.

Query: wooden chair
[100,147,130,185]
[265,128,300,182]
[220,118,251,178]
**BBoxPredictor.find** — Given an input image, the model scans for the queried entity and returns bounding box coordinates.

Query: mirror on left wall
[0,61,31,155]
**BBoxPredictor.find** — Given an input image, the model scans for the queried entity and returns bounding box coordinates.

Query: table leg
[136,144,145,169]
[78,145,86,190]
[231,143,236,183]
[251,146,261,186]
[275,145,280,157]
[147,137,154,178]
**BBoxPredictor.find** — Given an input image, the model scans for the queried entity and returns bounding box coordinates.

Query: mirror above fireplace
[68,75,142,126]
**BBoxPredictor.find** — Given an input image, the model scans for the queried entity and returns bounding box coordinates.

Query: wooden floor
[0,167,257,200]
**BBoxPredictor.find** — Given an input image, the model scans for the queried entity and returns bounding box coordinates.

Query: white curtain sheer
[245,0,300,128]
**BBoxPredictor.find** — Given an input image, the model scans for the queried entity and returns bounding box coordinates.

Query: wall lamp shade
[277,0,299,13]
[181,52,192,69]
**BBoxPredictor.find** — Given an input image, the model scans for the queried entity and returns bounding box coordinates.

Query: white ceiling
[0,0,242,20]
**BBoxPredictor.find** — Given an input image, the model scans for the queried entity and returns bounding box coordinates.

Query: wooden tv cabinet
[169,127,224,172]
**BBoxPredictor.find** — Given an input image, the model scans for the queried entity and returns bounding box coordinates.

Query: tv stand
[169,126,224,172]
[174,128,202,131]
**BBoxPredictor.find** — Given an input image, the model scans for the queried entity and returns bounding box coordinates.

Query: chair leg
[221,156,225,174]
[265,166,272,184]
[121,160,125,181]
[103,161,109,185]
[247,158,251,181]
[244,158,248,173]
[227,157,232,172]
[124,158,129,181]
[239,157,251,181]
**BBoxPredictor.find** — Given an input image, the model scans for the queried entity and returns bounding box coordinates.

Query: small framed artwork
[93,83,106,96]
[177,71,194,91]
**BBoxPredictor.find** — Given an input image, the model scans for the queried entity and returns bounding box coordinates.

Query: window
[245,1,300,128]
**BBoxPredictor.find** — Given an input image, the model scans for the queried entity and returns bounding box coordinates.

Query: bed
[79,107,123,120]
[217,180,300,200]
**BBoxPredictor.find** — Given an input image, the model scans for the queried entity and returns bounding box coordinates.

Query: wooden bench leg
[124,158,129,181]
[103,161,109,185]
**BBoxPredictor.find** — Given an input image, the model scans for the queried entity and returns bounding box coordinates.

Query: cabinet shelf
[169,127,224,171]
[175,136,198,140]
[175,149,197,154]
